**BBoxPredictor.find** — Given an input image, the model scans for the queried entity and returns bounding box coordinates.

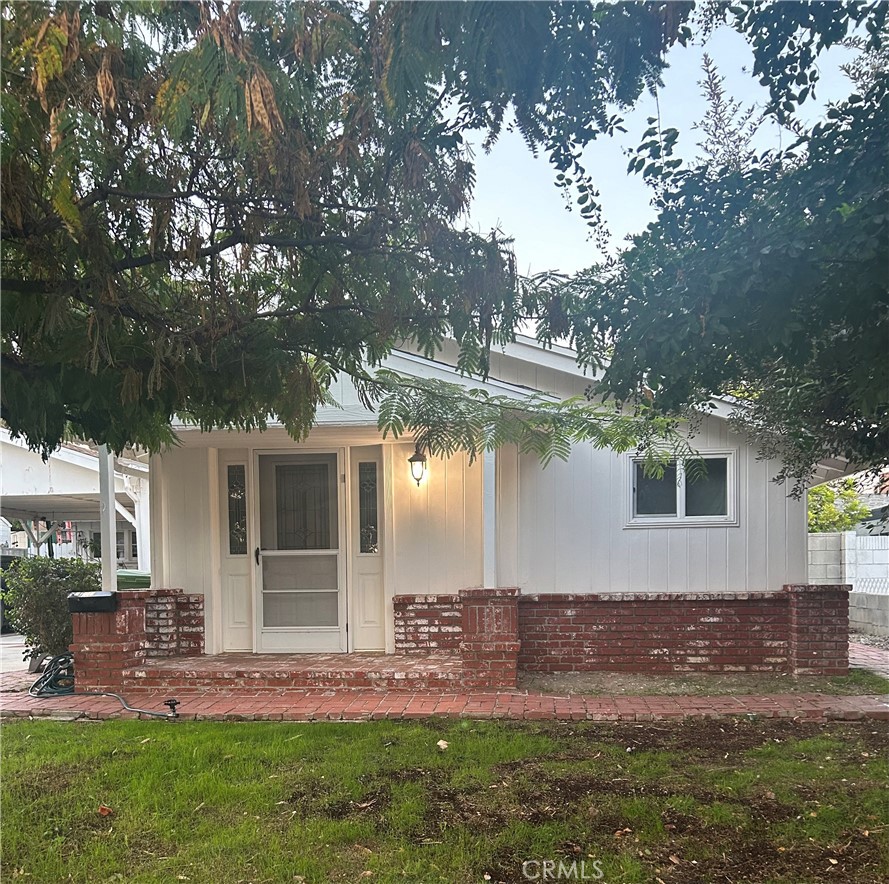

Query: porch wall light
[408,445,428,486]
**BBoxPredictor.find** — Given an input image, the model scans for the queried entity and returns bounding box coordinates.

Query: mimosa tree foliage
[1,0,689,457]
[3,2,885,483]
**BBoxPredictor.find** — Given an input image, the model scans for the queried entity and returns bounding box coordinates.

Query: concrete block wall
[809,532,888,635]
[808,533,846,584]
[849,593,889,636]
[809,532,889,592]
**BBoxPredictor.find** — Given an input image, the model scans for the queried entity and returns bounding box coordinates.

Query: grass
[1,718,887,883]
[835,669,889,693]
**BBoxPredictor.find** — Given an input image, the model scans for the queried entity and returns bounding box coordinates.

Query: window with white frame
[628,452,736,526]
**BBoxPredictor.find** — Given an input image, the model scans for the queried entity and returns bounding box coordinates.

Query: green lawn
[1,718,887,883]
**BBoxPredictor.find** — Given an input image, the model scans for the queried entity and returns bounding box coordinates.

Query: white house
[75,334,844,688]
[1,429,150,570]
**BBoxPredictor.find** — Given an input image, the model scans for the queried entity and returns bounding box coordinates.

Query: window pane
[227,465,247,555]
[259,454,338,551]
[276,464,332,549]
[685,458,728,516]
[634,462,678,516]
[116,531,125,559]
[131,532,138,559]
[262,555,339,627]
[358,462,379,554]
[263,592,338,627]
[262,554,337,592]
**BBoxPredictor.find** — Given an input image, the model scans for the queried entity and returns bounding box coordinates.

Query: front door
[253,450,347,652]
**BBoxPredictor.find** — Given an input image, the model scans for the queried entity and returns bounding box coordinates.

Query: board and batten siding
[497,415,807,594]
[152,343,809,617]
[149,446,217,599]
[389,442,484,595]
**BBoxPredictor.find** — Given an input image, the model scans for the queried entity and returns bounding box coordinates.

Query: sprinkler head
[163,698,180,719]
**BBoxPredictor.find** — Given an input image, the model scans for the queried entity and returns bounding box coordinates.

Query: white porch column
[134,479,151,572]
[483,448,497,588]
[124,476,151,572]
[98,445,117,592]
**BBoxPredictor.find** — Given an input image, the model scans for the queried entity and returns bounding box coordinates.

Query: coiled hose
[30,653,180,719]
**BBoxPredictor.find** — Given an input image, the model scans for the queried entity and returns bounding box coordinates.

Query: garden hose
[29,653,181,720]
[28,653,75,696]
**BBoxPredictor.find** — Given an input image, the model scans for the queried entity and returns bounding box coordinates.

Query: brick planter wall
[69,586,848,691]
[70,591,151,692]
[393,594,463,654]
[70,588,204,692]
[517,588,850,676]
[459,587,520,688]
[786,584,849,676]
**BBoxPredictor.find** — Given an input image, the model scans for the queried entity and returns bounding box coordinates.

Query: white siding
[504,415,807,594]
[389,442,484,595]
[156,343,810,628]
[150,447,215,597]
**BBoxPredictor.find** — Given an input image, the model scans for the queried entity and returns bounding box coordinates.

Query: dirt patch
[517,669,889,696]
[643,833,885,884]
[2,760,90,800]
[484,826,886,884]
[277,720,888,882]
[286,781,392,821]
[534,717,889,759]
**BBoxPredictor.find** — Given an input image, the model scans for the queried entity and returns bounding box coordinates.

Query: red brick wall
[786,584,849,676]
[460,587,520,688]
[145,590,205,658]
[70,591,152,691]
[393,594,463,654]
[518,592,792,673]
[71,588,204,691]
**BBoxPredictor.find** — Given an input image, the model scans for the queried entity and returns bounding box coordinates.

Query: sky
[462,23,858,277]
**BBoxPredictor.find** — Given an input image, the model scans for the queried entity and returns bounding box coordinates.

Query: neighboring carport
[0,429,150,575]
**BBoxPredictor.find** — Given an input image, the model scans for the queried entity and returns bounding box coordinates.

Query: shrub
[808,478,872,533]
[1,557,100,660]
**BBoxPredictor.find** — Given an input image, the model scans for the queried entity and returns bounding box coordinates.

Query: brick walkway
[3,642,887,724]
[1,685,887,723]
[0,689,889,721]
[849,641,889,677]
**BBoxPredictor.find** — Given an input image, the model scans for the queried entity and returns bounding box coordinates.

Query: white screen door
[253,451,346,652]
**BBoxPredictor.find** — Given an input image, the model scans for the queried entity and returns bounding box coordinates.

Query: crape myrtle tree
[1,0,694,466]
[552,1,889,489]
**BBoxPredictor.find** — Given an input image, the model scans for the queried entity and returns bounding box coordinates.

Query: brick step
[120,675,465,691]
[121,653,466,692]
